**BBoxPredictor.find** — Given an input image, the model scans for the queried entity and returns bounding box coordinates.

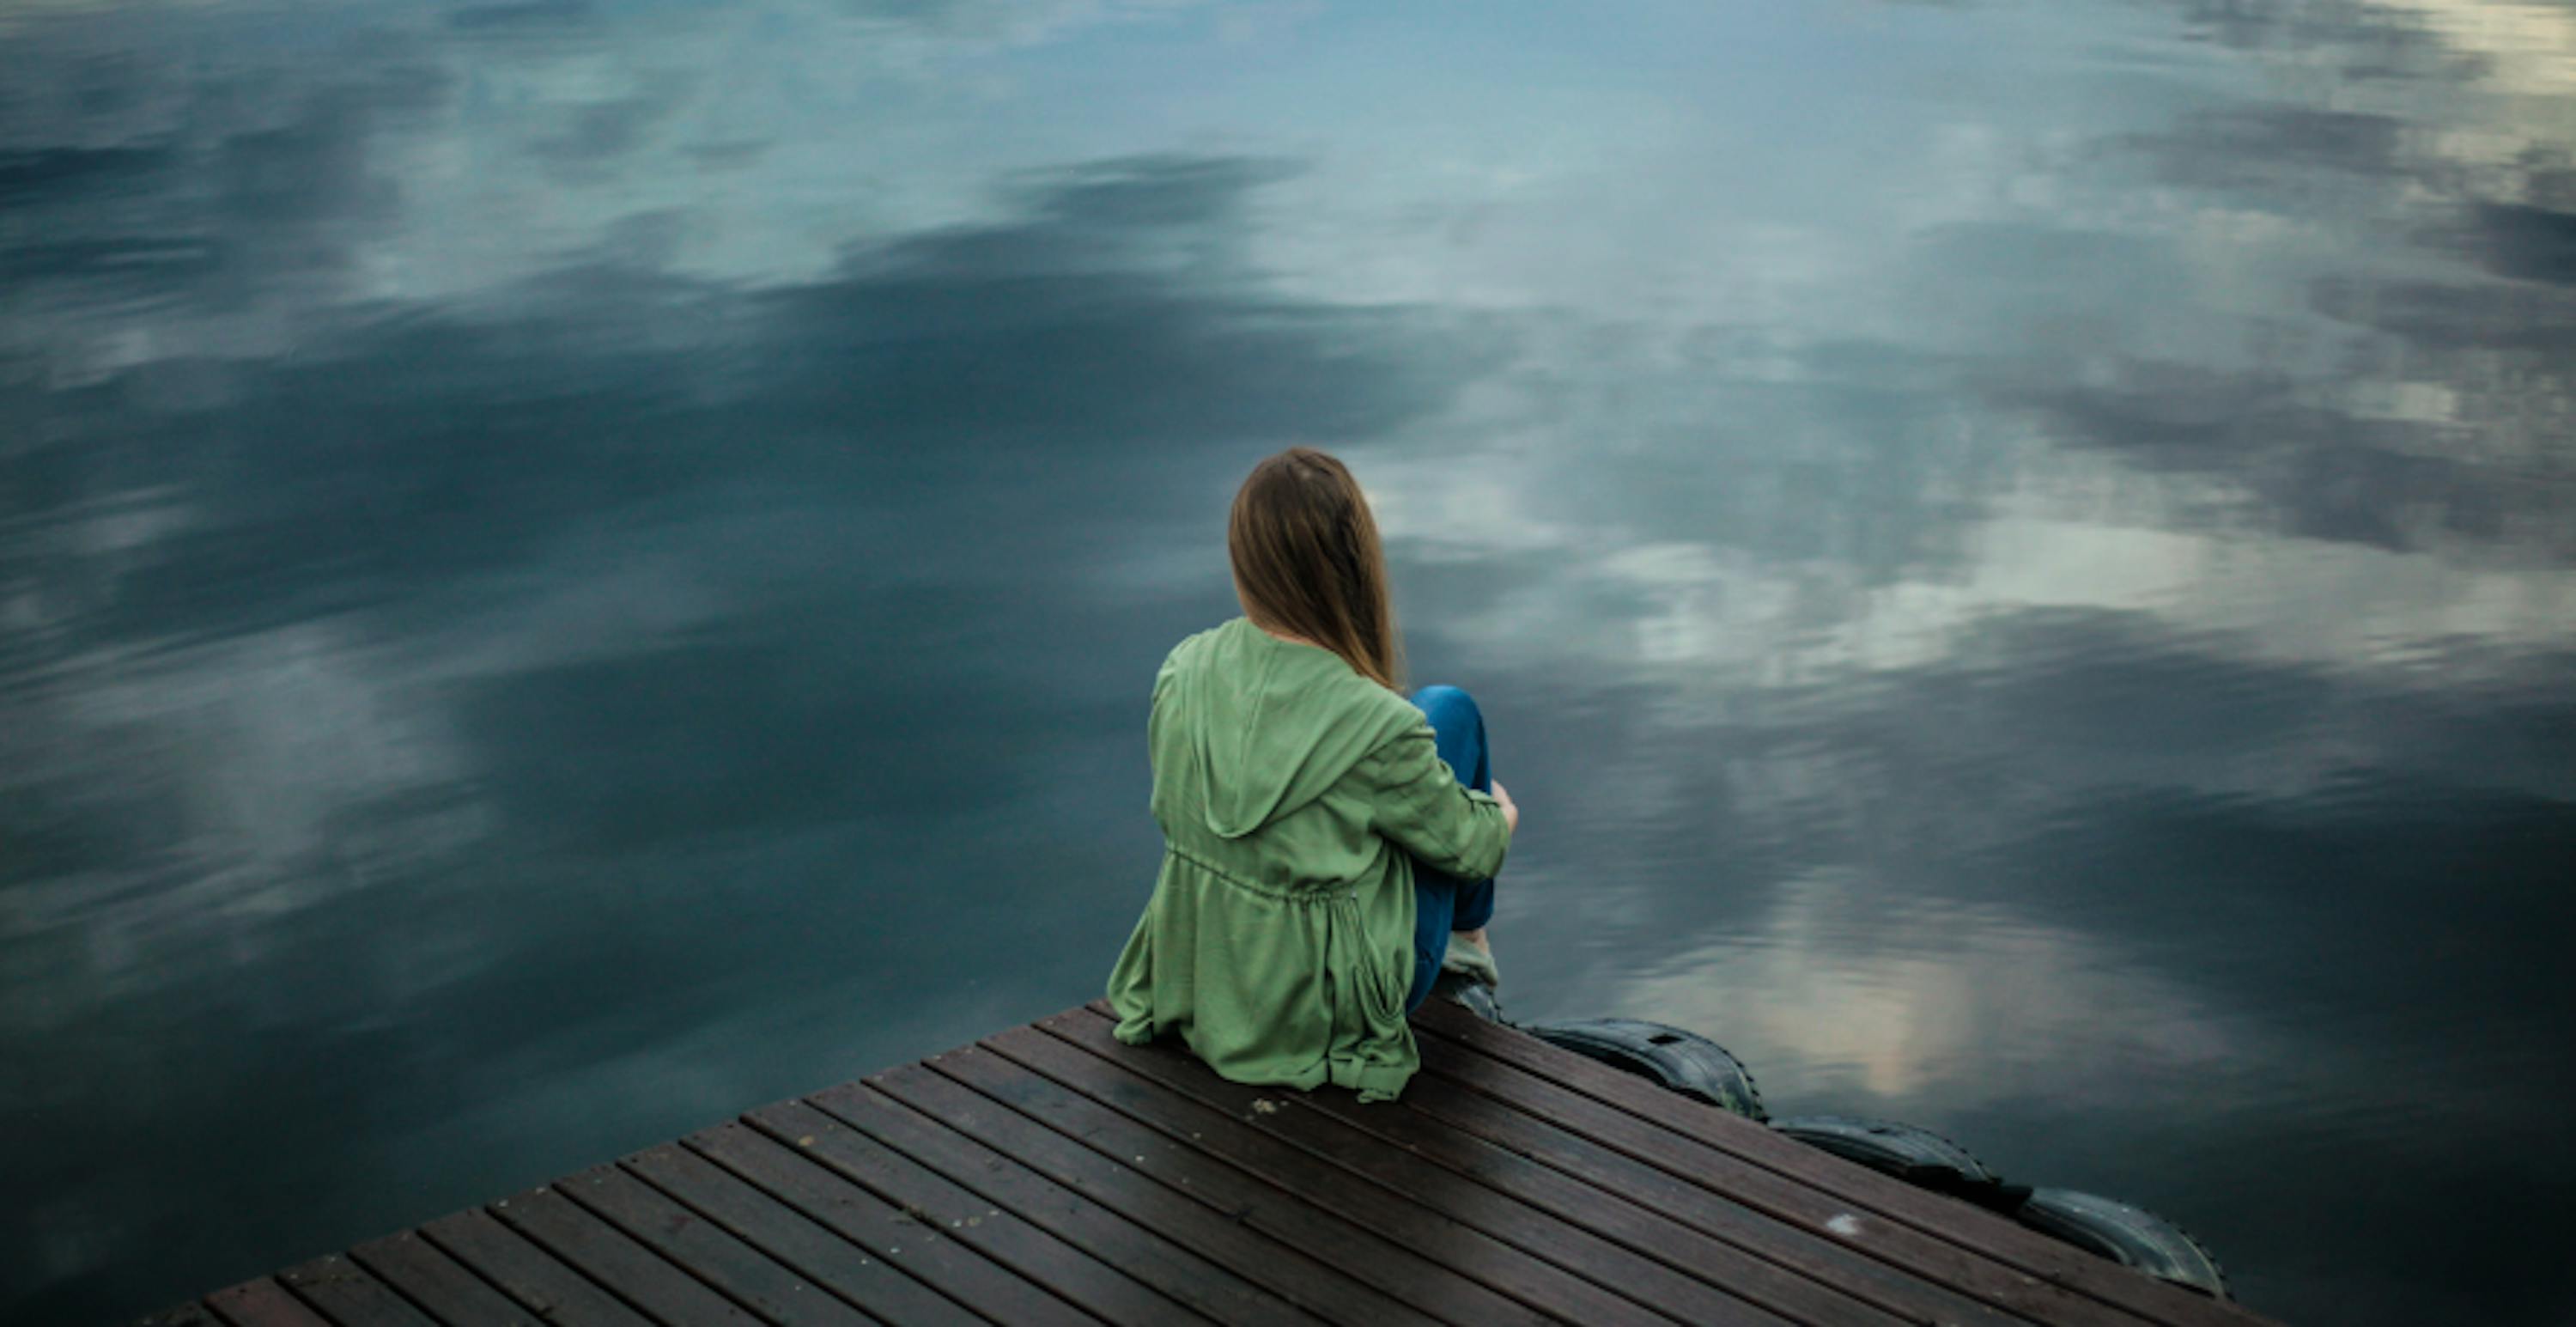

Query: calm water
[4,1,2573,1321]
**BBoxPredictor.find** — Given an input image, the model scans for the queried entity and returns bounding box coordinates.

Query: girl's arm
[1361,724,1513,880]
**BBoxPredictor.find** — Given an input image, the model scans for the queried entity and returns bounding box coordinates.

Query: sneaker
[1429,968,1507,1023]
[1440,933,1501,989]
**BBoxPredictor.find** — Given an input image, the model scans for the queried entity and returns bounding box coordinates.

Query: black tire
[2016,1187,2232,1300]
[1521,1018,1766,1121]
[1768,1116,2030,1214]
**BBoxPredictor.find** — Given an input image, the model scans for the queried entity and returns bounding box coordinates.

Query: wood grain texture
[148,1003,2278,1327]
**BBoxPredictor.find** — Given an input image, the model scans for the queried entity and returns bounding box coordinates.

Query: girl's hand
[1491,781,1520,834]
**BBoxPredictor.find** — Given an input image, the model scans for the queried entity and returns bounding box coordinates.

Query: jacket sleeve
[1360,722,1511,881]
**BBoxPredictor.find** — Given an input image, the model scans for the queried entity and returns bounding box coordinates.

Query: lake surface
[4,1,2573,1321]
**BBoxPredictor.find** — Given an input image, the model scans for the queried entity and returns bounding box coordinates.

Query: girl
[1106,447,1519,1102]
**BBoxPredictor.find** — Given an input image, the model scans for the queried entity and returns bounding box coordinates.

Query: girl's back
[1106,449,1514,1101]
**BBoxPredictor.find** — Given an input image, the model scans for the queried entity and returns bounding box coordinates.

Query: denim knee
[1409,684,1479,729]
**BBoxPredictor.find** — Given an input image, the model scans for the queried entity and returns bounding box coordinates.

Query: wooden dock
[146,1001,2277,1325]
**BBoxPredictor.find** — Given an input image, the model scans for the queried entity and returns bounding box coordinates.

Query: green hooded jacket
[1106,617,1512,1101]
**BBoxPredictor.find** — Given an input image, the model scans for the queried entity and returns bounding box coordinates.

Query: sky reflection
[4,0,2573,1322]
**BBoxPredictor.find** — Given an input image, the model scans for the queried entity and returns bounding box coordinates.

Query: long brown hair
[1228,447,1405,691]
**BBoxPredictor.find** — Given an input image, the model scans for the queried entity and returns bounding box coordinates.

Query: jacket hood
[1155,618,1421,839]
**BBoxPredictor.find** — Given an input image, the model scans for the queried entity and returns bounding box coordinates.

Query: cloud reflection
[3,0,2573,1322]
[4,58,1480,1311]
[1622,868,2249,1109]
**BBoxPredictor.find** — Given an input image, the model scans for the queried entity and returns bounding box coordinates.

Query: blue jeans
[1405,685,1498,1012]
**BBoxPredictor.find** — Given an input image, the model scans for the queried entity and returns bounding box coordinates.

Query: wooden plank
[417,1208,654,1327]
[1042,1007,1898,1327]
[1416,1002,2269,1327]
[1404,1054,2050,1327]
[723,1110,1198,1327]
[205,1278,333,1327]
[685,1121,1107,1327]
[1403,1029,2144,1327]
[979,1023,1721,1327]
[550,1166,904,1327]
[489,1185,761,1326]
[275,1254,439,1327]
[350,1230,541,1325]
[799,1093,1340,1327]
[906,1044,1560,1327]
[1408,1063,2044,1324]
[802,1083,1358,1327]
[158,1003,2277,1327]
[1069,994,2024,1327]
[623,1140,999,1326]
